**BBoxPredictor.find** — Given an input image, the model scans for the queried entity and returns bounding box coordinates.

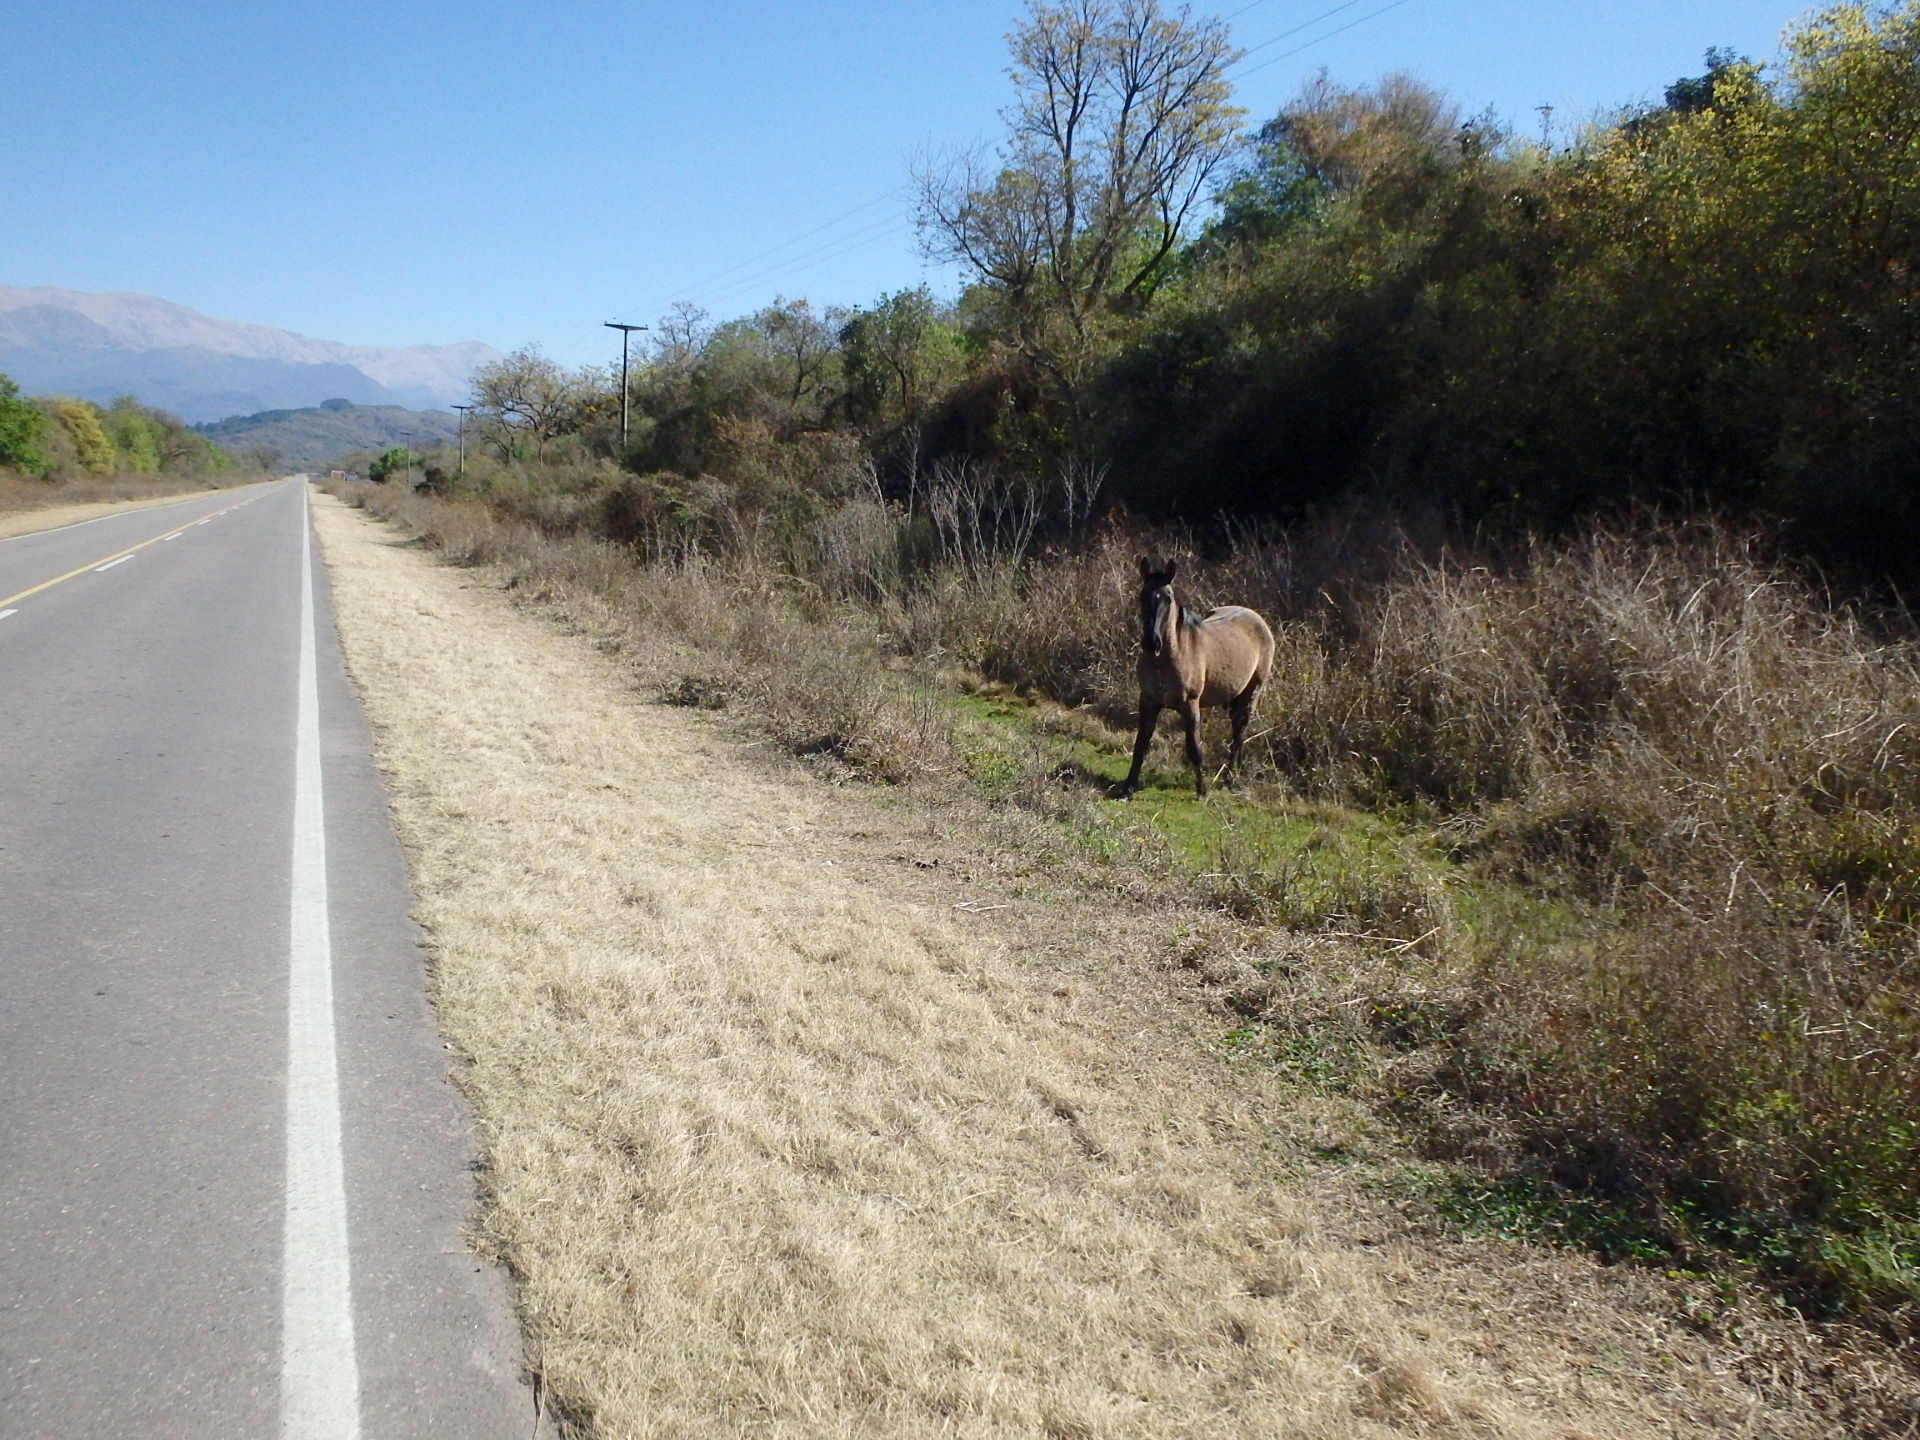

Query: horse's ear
[1164,561,1178,583]
[1137,555,1151,580]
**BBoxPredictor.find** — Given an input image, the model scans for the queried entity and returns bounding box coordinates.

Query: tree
[0,374,48,473]
[757,299,840,413]
[1662,47,1752,115]
[650,302,713,374]
[915,0,1241,416]
[839,287,965,430]
[470,347,600,460]
[1191,121,1330,258]
[369,446,417,483]
[105,396,163,473]
[1270,71,1464,227]
[48,399,115,474]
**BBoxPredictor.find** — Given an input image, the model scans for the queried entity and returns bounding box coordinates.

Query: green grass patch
[943,683,1584,950]
[941,681,1920,1318]
[1389,1164,1920,1313]
[1390,1164,1675,1263]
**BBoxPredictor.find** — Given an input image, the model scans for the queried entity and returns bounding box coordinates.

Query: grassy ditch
[325,473,1920,1327]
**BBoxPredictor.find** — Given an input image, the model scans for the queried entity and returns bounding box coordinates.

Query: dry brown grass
[330,477,1920,1311]
[310,488,1913,1439]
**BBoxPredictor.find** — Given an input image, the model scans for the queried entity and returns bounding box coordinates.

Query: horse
[1119,557,1275,798]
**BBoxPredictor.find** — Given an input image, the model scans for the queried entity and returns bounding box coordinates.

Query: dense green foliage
[445,3,1920,592]
[0,374,49,473]
[0,374,232,481]
[1104,5,1920,583]
[368,446,421,483]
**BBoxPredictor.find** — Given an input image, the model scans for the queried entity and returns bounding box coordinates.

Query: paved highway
[0,480,533,1437]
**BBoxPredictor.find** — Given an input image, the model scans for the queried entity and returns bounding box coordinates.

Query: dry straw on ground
[312,491,1889,1439]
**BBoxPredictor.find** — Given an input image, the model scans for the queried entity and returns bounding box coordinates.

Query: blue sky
[2,1,1810,366]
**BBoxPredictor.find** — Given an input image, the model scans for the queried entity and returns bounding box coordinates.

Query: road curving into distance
[0,478,534,1438]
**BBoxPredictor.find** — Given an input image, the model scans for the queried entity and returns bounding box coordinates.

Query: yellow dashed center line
[0,492,264,611]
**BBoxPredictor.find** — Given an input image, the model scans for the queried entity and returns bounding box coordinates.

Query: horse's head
[1137,556,1178,656]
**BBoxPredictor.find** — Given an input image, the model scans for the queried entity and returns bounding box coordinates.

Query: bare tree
[651,302,713,372]
[916,0,1240,403]
[924,457,1046,571]
[470,346,599,461]
[1056,452,1110,533]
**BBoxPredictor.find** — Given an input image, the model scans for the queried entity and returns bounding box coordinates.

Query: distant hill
[0,285,501,423]
[193,399,464,470]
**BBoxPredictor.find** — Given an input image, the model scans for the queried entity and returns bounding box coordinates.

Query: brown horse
[1120,558,1275,798]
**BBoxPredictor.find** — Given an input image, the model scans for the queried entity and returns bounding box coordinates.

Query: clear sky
[2,0,1811,368]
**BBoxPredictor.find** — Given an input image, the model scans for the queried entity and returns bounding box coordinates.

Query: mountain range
[0,285,501,423]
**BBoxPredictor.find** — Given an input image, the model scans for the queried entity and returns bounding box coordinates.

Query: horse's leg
[1225,688,1257,789]
[1181,699,1208,797]
[1121,700,1160,797]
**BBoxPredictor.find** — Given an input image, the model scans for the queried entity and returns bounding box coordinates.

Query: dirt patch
[311,490,1904,1439]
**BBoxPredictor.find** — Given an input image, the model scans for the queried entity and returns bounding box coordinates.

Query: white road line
[163,531,182,541]
[0,609,16,621]
[282,483,362,1440]
[93,555,133,572]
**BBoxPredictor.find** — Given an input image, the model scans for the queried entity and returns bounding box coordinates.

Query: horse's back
[1195,605,1275,698]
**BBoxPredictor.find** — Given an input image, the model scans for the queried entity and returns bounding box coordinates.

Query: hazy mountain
[193,399,465,470]
[0,285,501,423]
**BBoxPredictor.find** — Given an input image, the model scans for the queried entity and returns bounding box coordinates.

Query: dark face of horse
[1137,557,1178,657]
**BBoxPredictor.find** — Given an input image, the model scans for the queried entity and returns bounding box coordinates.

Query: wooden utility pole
[604,322,648,454]
[452,404,474,480]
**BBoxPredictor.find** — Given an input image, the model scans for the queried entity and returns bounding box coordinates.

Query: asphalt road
[0,480,535,1438]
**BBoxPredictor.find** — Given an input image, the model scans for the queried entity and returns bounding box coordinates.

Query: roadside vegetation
[332,0,1920,1340]
[323,493,1920,1438]
[0,370,249,513]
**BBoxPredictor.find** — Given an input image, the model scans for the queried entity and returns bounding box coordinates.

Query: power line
[616,186,912,323]
[1231,0,1374,66]
[666,214,916,318]
[545,211,918,374]
[1234,0,1422,82]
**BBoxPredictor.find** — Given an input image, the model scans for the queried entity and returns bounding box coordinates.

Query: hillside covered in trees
[431,1,1920,593]
[194,398,461,472]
